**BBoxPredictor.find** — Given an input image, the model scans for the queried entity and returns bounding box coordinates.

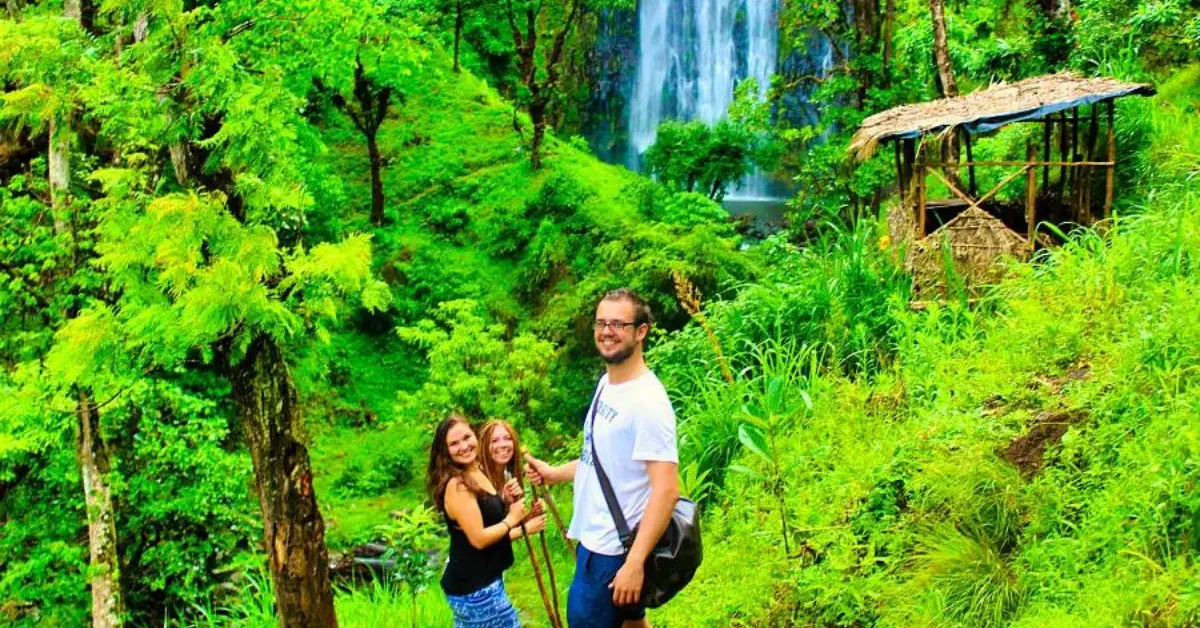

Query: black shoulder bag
[587,385,702,608]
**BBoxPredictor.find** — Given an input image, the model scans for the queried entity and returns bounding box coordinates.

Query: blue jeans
[567,545,646,627]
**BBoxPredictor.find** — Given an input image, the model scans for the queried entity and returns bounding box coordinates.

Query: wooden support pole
[1057,113,1068,199]
[903,138,916,202]
[917,147,927,237]
[894,141,905,207]
[1069,107,1080,200]
[962,129,977,197]
[1027,140,1037,246]
[1042,113,1052,188]
[1105,101,1116,219]
[1083,103,1100,223]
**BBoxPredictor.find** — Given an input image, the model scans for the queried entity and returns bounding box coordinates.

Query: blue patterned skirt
[445,578,521,628]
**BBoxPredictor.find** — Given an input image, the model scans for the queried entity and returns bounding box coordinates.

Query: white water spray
[628,0,779,200]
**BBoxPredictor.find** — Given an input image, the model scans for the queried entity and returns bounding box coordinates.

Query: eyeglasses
[593,320,638,332]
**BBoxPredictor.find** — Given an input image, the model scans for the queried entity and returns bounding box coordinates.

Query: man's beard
[599,341,636,365]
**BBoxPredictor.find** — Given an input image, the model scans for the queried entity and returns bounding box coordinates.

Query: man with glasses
[525,288,679,628]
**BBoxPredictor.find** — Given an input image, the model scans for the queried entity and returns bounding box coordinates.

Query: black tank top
[441,490,515,595]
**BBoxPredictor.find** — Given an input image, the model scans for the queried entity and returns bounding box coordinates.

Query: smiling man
[525,288,680,628]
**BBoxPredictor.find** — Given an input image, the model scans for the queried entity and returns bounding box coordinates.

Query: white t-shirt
[568,370,678,556]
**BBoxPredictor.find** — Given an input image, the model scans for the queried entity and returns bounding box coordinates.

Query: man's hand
[524,452,554,486]
[608,557,645,607]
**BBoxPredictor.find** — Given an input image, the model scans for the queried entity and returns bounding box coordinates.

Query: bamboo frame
[887,96,1129,248]
[1105,101,1116,218]
[1026,141,1037,244]
[925,160,1031,215]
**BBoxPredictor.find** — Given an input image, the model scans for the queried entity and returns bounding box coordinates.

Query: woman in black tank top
[428,415,535,627]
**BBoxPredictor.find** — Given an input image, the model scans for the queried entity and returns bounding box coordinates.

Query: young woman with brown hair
[427,415,543,627]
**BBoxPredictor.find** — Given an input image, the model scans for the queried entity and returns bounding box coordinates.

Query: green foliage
[396,299,560,438]
[644,119,754,201]
[332,451,415,498]
[654,77,1200,626]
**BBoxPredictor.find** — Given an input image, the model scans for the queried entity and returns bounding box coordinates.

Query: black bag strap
[587,384,634,549]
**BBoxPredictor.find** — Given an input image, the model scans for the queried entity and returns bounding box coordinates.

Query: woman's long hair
[478,419,524,496]
[426,415,479,514]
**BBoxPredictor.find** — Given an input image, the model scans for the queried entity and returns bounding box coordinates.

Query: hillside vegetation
[2,0,1199,626]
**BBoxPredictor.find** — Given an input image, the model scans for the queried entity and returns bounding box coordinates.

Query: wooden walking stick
[523,448,575,558]
[508,471,562,628]
[537,526,564,627]
[520,522,562,628]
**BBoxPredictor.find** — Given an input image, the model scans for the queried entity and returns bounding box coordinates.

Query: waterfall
[628,0,780,200]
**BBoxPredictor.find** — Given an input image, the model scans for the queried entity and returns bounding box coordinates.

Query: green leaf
[738,423,771,462]
[361,280,392,313]
[728,464,763,480]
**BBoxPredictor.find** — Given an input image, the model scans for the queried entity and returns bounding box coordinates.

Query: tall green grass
[182,571,452,628]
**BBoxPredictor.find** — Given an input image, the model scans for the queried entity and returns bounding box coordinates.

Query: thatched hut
[853,72,1154,295]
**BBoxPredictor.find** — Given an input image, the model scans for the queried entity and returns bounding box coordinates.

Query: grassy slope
[652,73,1200,627]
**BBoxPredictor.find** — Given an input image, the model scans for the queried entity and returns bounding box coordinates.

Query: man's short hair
[602,288,654,328]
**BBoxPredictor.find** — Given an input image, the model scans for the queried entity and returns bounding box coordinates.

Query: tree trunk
[5,0,21,20]
[929,0,961,183]
[48,116,70,235]
[852,0,879,104]
[64,0,80,20]
[453,0,464,73]
[882,0,896,86]
[77,392,125,628]
[228,335,337,628]
[929,0,958,98]
[366,133,384,225]
[529,98,546,170]
[169,142,190,186]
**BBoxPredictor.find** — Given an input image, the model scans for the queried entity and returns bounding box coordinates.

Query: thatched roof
[850,73,1154,160]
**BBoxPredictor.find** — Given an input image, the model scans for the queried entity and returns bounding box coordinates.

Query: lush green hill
[293,42,747,550]
[645,68,1200,627]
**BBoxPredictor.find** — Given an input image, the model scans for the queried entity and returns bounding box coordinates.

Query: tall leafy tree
[326,56,400,226]
[0,14,127,626]
[1,0,398,623]
[503,0,584,169]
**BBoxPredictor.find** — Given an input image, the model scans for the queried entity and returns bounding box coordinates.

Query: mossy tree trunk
[48,116,70,235]
[227,334,337,628]
[76,392,125,628]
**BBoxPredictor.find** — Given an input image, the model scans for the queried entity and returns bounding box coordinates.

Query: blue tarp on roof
[885,86,1153,140]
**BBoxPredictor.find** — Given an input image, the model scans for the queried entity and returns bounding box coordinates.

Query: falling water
[627,0,780,200]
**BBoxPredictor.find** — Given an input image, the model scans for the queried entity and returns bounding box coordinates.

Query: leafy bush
[332,451,416,499]
[396,299,560,438]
